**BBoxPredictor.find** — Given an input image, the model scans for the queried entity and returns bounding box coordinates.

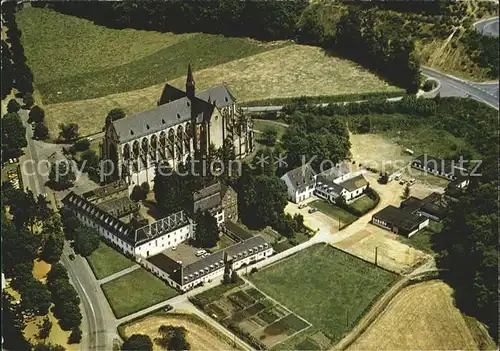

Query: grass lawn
[349,195,376,213]
[210,233,236,252]
[398,221,442,255]
[309,200,358,225]
[86,241,135,280]
[249,244,397,343]
[385,126,480,162]
[101,268,178,318]
[17,7,285,105]
[253,120,287,141]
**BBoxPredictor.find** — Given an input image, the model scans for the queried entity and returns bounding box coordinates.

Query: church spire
[186,63,195,98]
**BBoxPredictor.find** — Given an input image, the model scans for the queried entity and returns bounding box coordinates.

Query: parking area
[285,197,342,235]
[163,243,205,266]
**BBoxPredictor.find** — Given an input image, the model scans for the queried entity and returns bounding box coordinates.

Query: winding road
[427,16,499,110]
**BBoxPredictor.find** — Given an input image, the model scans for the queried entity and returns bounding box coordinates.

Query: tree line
[283,95,437,118]
[461,29,499,79]
[2,2,34,98]
[1,187,83,349]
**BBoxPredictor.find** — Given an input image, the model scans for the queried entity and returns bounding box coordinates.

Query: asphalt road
[18,104,45,196]
[421,66,499,110]
[17,105,112,351]
[62,243,114,350]
[474,16,499,37]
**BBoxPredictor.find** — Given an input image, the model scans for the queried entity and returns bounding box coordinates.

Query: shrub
[7,99,21,113]
[68,327,82,344]
[23,93,34,108]
[72,139,90,152]
[422,80,437,92]
[28,106,45,124]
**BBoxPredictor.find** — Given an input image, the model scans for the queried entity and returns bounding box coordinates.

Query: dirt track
[123,313,239,351]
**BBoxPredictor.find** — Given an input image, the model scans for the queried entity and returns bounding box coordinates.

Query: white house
[281,163,369,204]
[314,165,368,203]
[280,164,316,204]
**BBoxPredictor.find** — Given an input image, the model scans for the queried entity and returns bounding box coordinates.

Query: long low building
[372,205,429,237]
[143,236,272,291]
[62,191,194,258]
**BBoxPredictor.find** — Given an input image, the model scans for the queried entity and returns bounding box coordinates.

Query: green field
[86,241,135,280]
[101,268,178,318]
[398,221,443,255]
[253,120,287,141]
[17,7,285,104]
[309,200,358,225]
[249,244,397,344]
[349,195,377,213]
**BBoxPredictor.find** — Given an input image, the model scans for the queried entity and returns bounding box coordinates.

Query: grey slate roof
[61,191,136,244]
[372,205,427,232]
[196,84,236,108]
[317,163,350,182]
[62,192,191,246]
[225,235,269,262]
[158,84,186,105]
[181,251,225,284]
[134,211,191,244]
[111,96,213,143]
[316,180,344,198]
[282,164,316,193]
[193,182,222,214]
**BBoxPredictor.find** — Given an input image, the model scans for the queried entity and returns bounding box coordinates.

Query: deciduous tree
[34,122,50,140]
[122,334,153,351]
[2,112,27,157]
[194,211,219,248]
[58,123,79,142]
[28,106,45,124]
[7,99,21,113]
[73,226,100,257]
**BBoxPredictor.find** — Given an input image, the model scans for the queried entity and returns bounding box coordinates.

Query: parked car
[298,203,307,209]
[399,180,406,185]
[409,178,416,185]
[164,304,174,312]
[308,208,317,214]
[69,254,75,261]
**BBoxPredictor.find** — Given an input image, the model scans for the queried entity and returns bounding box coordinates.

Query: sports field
[249,244,397,345]
[101,268,178,318]
[350,281,479,350]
